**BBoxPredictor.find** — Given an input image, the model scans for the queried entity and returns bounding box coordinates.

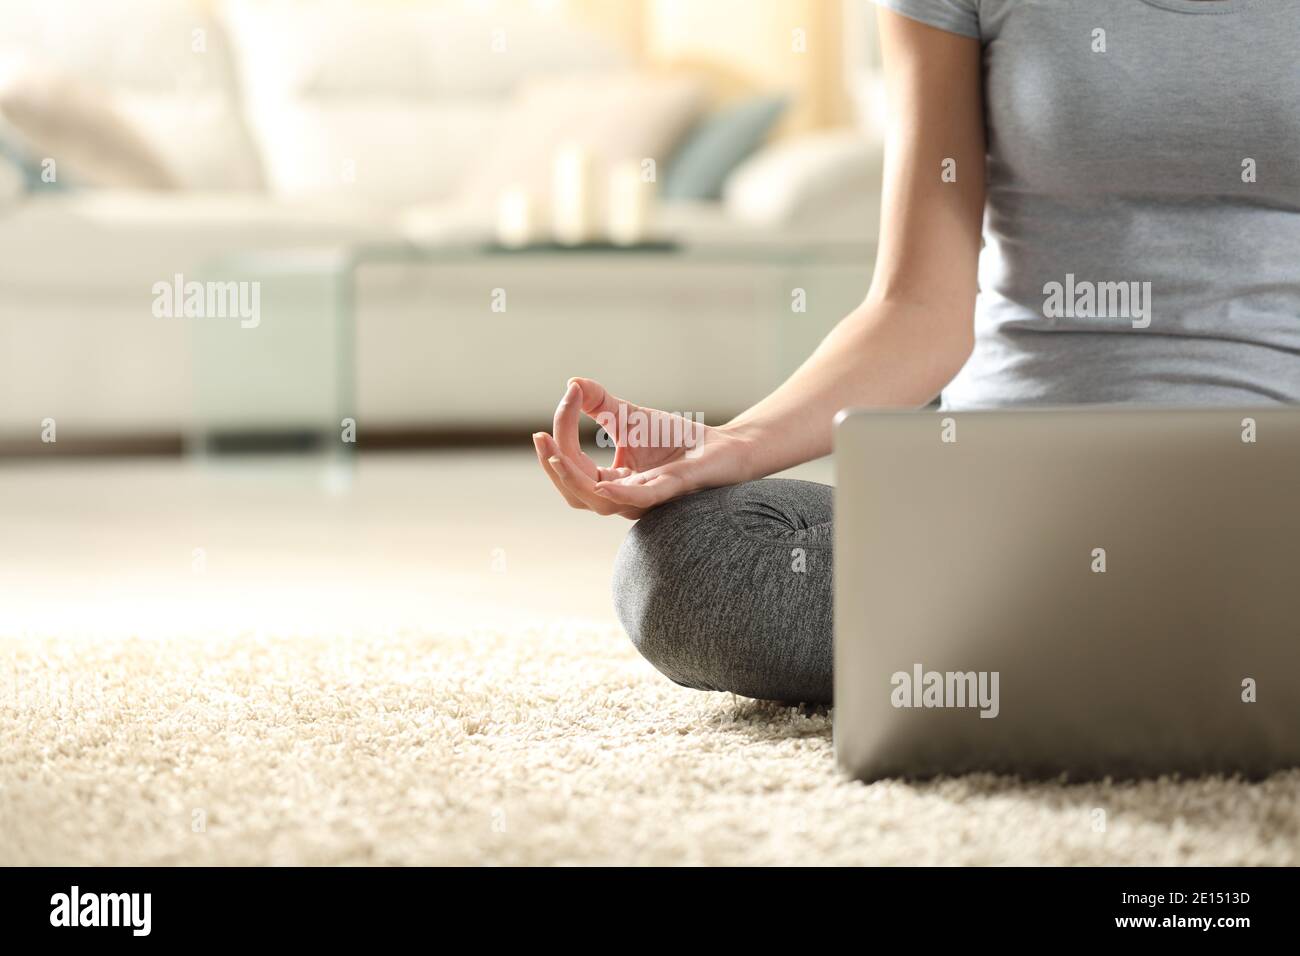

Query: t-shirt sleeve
[872,0,980,40]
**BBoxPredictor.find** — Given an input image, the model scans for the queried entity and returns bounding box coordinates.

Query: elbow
[929,325,974,397]
[945,327,975,380]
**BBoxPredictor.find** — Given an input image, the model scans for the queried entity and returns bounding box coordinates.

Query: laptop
[833,406,1300,781]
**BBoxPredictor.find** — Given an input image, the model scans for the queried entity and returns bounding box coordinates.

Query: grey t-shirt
[874,0,1300,408]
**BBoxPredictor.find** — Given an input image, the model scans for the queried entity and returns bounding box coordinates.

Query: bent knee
[611,484,832,703]
[612,488,729,691]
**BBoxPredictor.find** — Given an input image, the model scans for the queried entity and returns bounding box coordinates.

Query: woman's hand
[532,378,755,519]
[533,15,984,522]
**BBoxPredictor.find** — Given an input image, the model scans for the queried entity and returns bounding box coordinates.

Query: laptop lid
[833,406,1300,780]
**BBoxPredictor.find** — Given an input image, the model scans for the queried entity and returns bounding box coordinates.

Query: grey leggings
[612,479,833,704]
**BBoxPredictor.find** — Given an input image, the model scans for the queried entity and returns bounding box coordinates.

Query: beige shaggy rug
[3,620,1297,866]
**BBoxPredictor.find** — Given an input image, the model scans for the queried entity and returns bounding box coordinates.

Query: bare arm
[533,11,986,517]
[724,10,986,478]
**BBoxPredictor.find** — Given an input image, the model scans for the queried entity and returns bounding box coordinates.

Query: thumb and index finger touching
[554,377,642,469]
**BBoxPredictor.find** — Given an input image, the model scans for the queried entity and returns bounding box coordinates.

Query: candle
[607,159,653,247]
[551,144,598,245]
[496,186,538,249]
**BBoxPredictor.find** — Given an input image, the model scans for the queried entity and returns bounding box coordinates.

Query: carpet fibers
[3,455,1295,865]
[3,620,1297,866]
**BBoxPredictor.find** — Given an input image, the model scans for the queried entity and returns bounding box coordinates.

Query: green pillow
[661,94,788,202]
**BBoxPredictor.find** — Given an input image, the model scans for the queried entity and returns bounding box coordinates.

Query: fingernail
[593,486,609,496]
[547,456,564,474]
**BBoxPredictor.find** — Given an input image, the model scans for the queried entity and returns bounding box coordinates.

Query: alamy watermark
[594,408,705,450]
[50,886,151,936]
[152,273,260,329]
[1043,273,1151,329]
[890,663,1000,719]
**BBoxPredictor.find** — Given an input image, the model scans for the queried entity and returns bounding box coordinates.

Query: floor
[1,451,1296,865]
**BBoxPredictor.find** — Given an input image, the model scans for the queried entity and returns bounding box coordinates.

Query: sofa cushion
[461,71,704,219]
[662,95,789,202]
[724,129,884,239]
[0,65,177,190]
[220,0,629,206]
[0,0,263,190]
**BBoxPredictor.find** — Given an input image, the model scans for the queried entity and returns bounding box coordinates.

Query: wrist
[717,419,768,483]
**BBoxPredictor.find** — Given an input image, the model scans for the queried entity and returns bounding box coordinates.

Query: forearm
[723,8,985,484]
[723,293,973,480]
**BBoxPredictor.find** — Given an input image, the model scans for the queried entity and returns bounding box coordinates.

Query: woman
[531,0,1300,704]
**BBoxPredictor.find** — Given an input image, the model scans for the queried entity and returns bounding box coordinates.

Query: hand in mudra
[532,378,752,519]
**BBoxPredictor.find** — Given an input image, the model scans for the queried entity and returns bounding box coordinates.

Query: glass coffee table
[195,235,875,460]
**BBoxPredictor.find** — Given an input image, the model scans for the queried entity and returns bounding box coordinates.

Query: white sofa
[0,0,880,441]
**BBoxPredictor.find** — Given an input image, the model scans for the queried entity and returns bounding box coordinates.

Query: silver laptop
[834,406,1300,781]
